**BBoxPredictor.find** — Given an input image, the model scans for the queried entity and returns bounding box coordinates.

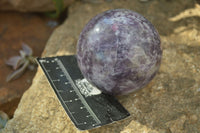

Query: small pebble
[47,21,58,28]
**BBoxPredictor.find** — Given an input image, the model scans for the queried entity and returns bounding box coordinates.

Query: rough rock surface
[2,0,200,133]
[0,0,74,12]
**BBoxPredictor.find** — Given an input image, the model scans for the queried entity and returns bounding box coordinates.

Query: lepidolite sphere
[77,9,162,95]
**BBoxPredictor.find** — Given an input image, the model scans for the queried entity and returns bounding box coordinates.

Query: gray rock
[2,0,200,133]
[0,0,74,12]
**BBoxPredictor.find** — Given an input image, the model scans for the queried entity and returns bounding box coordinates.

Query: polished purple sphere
[77,9,162,95]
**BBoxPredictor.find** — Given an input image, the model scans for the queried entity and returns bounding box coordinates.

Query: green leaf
[45,0,64,18]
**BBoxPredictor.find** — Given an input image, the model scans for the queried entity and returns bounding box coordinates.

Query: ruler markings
[39,59,80,125]
[37,56,130,130]
[56,59,101,125]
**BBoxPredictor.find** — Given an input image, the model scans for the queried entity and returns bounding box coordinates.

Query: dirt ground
[0,11,57,117]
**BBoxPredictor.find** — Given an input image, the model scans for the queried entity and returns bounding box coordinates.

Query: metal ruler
[37,55,130,130]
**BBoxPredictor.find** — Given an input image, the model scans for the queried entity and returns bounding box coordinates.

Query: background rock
[0,0,75,12]
[2,0,200,133]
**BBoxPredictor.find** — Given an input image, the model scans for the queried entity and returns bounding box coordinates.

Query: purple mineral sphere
[77,9,162,95]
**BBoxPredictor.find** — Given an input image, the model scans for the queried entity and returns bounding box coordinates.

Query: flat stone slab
[2,0,200,133]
